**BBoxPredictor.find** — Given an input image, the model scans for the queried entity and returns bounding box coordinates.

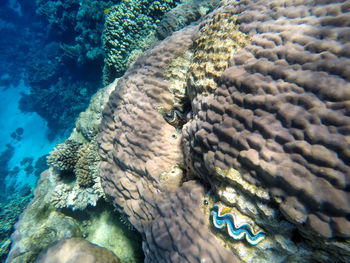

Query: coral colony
[2,0,350,262]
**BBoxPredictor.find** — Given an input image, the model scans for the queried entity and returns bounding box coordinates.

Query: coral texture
[7,83,144,263]
[5,171,82,263]
[46,84,118,210]
[47,139,81,171]
[142,181,237,262]
[98,0,350,261]
[155,0,220,40]
[6,171,143,263]
[99,25,195,220]
[183,0,350,242]
[186,11,251,100]
[74,81,116,142]
[102,0,182,85]
[35,238,120,263]
[75,141,99,188]
[98,22,238,262]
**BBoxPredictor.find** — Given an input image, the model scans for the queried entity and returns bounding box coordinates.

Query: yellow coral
[187,12,251,100]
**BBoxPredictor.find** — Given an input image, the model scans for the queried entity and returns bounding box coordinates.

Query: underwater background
[0,0,140,261]
[0,0,207,261]
[1,0,350,262]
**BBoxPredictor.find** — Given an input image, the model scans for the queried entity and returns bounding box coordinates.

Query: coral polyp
[211,205,265,246]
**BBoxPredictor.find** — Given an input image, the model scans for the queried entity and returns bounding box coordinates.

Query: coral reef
[98,23,237,262]
[49,171,104,211]
[5,170,83,263]
[19,0,121,136]
[99,24,196,220]
[46,84,117,211]
[6,170,143,263]
[6,84,144,263]
[184,0,350,241]
[47,139,82,171]
[102,0,184,85]
[98,0,350,262]
[7,0,350,262]
[35,237,121,263]
[35,0,117,66]
[182,0,350,261]
[0,189,33,262]
[19,75,102,137]
[156,0,220,40]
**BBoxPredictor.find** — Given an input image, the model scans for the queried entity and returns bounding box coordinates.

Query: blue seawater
[0,0,195,261]
[0,0,107,261]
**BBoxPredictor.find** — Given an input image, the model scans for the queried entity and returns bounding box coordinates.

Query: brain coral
[98,21,238,261]
[183,0,350,240]
[98,0,350,261]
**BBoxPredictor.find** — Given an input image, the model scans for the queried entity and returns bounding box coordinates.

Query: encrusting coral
[186,11,251,100]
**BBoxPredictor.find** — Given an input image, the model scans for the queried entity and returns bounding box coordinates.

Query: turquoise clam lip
[211,205,266,246]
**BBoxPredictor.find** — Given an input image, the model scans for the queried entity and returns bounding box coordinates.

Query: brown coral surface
[98,0,350,261]
[35,238,120,263]
[98,23,238,262]
[183,0,350,239]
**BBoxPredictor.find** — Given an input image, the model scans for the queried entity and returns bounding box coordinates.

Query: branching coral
[47,139,82,171]
[45,84,117,211]
[47,139,104,210]
[75,141,99,188]
[36,0,117,65]
[102,0,183,85]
